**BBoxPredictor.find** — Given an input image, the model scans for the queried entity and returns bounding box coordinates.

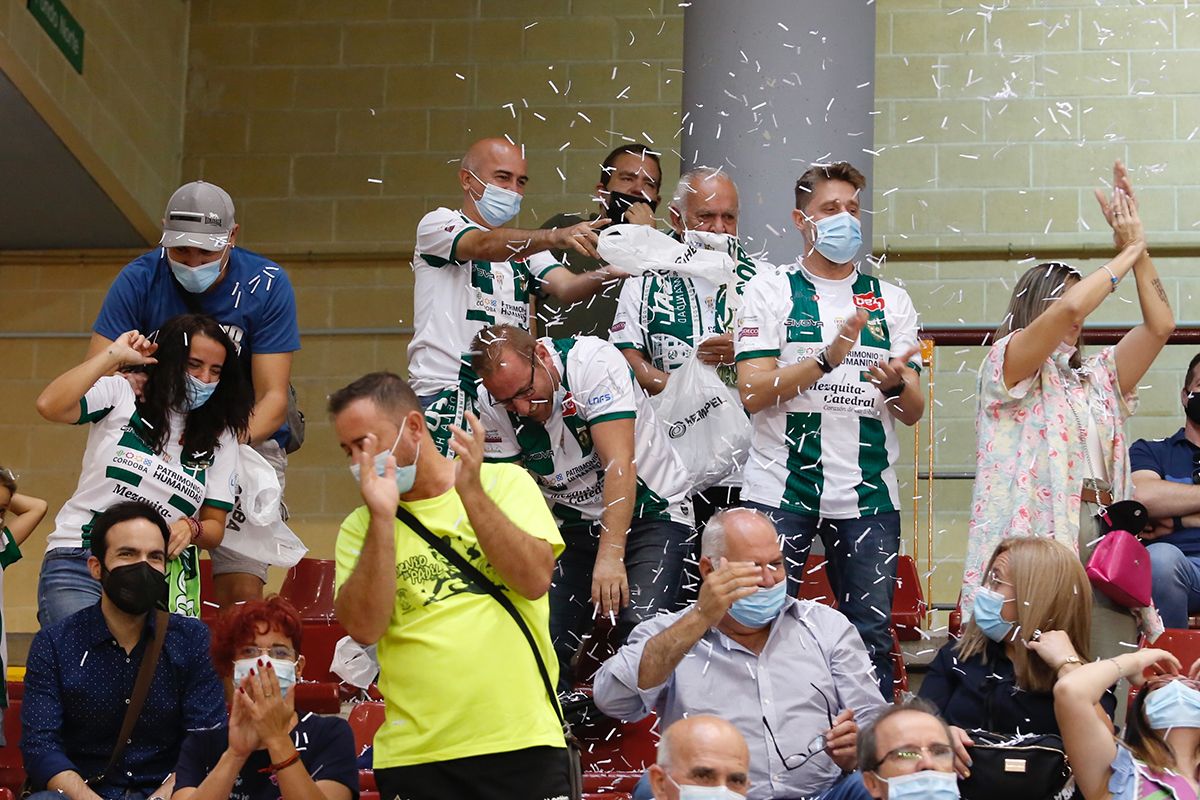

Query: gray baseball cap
[159,181,236,251]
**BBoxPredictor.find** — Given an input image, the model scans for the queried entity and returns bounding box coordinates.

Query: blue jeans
[550,517,690,689]
[1147,542,1200,628]
[743,503,900,700]
[37,547,100,627]
[631,768,871,800]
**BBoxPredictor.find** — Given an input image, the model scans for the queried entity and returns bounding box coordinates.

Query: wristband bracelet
[258,751,301,774]
[881,381,906,400]
[1100,265,1119,292]
[185,516,202,542]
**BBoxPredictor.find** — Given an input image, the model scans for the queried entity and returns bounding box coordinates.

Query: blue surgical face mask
[167,250,225,293]
[811,210,863,264]
[1144,679,1200,731]
[972,586,1015,643]
[468,170,522,227]
[233,657,298,697]
[874,770,959,800]
[349,429,420,496]
[184,373,218,411]
[728,580,787,628]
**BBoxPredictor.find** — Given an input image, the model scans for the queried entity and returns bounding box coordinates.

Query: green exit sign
[27,0,84,74]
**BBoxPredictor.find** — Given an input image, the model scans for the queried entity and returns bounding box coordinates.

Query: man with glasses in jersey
[734,162,925,699]
[409,137,626,456]
[471,323,692,687]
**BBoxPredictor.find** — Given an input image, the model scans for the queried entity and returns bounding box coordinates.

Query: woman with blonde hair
[923,537,1115,740]
[962,162,1174,667]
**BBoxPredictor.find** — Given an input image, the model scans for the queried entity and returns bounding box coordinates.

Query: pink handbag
[1086,529,1153,608]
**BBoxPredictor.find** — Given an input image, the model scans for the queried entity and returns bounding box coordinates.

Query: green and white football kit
[409,207,561,455]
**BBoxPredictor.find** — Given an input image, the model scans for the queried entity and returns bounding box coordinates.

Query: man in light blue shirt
[594,508,884,800]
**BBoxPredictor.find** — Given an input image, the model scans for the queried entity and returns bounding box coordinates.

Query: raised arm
[1003,180,1146,390]
[1046,647,1178,800]
[539,264,625,304]
[333,437,400,646]
[450,412,555,600]
[1104,166,1174,396]
[455,217,609,263]
[5,492,48,546]
[37,331,157,423]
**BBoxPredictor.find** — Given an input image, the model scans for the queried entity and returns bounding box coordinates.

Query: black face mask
[101,561,167,616]
[604,190,659,223]
[1187,393,1200,426]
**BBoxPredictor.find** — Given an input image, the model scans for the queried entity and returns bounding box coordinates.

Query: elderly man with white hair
[608,167,764,531]
[594,507,885,800]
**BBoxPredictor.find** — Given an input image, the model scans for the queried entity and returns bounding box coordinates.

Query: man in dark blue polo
[1132,352,1200,627]
[22,501,225,800]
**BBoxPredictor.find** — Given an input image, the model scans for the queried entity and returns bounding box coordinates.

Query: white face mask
[667,774,743,799]
[233,657,298,696]
[167,251,225,293]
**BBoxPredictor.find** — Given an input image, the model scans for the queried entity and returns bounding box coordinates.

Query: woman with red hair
[172,597,358,800]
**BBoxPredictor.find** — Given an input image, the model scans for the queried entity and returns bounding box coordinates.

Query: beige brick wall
[183,0,685,254]
[0,252,410,635]
[876,0,1200,609]
[0,0,188,239]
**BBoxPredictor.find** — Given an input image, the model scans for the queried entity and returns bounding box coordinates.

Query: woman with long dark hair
[962,163,1174,676]
[35,313,252,624]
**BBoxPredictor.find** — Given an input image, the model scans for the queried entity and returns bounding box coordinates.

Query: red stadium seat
[890,627,909,701]
[0,699,25,796]
[1145,629,1200,675]
[292,681,341,714]
[359,792,379,800]
[348,701,386,757]
[893,555,927,641]
[0,787,14,800]
[280,559,339,623]
[948,593,963,640]
[797,556,837,607]
[298,620,350,683]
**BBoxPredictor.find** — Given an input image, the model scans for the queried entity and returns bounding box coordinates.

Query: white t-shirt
[47,376,240,551]
[734,261,920,519]
[407,207,561,397]
[478,336,692,526]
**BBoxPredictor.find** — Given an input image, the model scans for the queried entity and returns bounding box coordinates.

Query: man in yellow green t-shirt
[328,372,567,800]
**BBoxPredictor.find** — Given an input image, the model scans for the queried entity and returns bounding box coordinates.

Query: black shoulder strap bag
[957,671,1074,800]
[394,507,583,800]
[90,609,170,786]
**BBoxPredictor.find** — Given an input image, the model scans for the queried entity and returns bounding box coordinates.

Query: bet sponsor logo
[852,291,885,312]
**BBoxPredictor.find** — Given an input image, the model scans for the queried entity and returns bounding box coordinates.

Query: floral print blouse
[961,333,1138,616]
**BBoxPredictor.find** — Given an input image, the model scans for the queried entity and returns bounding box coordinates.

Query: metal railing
[910,324,1200,617]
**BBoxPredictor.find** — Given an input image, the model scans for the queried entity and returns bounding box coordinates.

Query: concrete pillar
[680,0,877,263]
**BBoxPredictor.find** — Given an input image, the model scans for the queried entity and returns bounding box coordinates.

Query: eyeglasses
[490,359,537,408]
[878,744,956,768]
[985,569,1013,591]
[236,645,297,661]
[763,684,834,770]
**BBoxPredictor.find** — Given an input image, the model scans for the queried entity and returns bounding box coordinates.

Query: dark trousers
[374,745,570,800]
[743,502,901,700]
[677,485,742,606]
[550,517,690,688]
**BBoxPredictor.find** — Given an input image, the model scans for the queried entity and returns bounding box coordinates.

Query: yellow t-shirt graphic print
[334,462,565,768]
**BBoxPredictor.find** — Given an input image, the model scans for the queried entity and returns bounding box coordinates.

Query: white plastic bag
[222,445,308,567]
[238,444,282,525]
[598,224,736,287]
[650,350,751,493]
[331,636,380,689]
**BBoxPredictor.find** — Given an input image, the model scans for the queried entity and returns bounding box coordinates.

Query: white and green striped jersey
[478,336,692,526]
[734,261,920,519]
[407,207,561,397]
[47,376,239,549]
